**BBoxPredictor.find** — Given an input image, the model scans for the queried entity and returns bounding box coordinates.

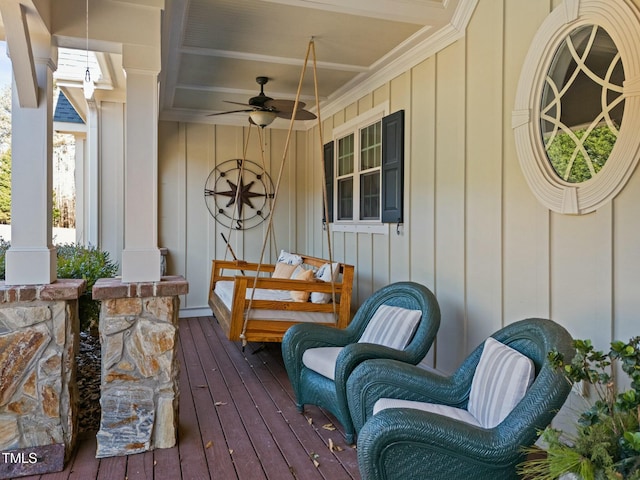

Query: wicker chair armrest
[334,343,415,388]
[347,358,471,432]
[282,322,358,393]
[333,344,419,414]
[283,322,357,353]
[357,408,523,480]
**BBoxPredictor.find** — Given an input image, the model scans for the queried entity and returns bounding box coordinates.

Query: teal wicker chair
[347,318,574,480]
[281,281,440,444]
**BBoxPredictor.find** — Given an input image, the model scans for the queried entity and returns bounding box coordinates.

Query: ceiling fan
[208,76,317,127]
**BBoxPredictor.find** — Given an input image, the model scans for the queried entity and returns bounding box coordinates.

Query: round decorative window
[541,25,624,184]
[513,0,640,214]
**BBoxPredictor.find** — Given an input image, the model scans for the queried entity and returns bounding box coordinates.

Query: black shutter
[381,110,404,223]
[323,141,334,223]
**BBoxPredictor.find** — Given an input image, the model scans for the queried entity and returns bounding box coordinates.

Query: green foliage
[0,242,119,331]
[0,150,10,224]
[52,190,61,226]
[0,85,11,150]
[545,125,618,183]
[0,238,9,279]
[519,338,640,479]
[56,243,119,331]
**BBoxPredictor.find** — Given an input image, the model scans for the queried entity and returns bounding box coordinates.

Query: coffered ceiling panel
[159,0,473,126]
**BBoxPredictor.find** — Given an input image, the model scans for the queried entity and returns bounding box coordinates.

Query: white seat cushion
[302,346,343,380]
[373,398,482,427]
[302,305,421,381]
[358,305,422,350]
[467,336,535,428]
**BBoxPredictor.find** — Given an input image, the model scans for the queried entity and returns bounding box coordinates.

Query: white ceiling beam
[259,0,451,25]
[0,0,38,107]
[180,46,368,73]
[107,0,164,8]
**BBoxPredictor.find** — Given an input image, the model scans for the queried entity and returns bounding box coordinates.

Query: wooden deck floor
[18,316,361,480]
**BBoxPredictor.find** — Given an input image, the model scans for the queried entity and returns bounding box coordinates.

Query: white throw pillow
[467,337,535,428]
[310,262,340,304]
[277,249,303,265]
[358,305,422,350]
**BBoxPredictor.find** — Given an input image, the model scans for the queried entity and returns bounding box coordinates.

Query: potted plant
[518,337,640,480]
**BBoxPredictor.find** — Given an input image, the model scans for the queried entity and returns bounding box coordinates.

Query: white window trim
[512,0,640,215]
[332,102,389,233]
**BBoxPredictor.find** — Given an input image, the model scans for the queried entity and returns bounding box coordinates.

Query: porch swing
[208,39,355,344]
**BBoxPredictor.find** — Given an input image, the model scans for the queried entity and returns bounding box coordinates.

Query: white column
[74,135,86,245]
[86,101,100,247]
[121,44,161,283]
[5,46,57,285]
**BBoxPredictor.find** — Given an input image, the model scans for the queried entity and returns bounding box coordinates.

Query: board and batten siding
[158,122,303,314]
[158,0,640,377]
[298,0,640,374]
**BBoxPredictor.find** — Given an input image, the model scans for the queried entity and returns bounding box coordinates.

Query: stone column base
[0,279,85,479]
[92,276,188,458]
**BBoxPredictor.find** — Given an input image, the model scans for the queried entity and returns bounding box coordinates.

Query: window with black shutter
[324,108,404,226]
[322,141,334,223]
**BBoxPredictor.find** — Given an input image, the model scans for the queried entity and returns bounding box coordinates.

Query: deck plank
[194,317,312,480]
[95,454,127,480]
[250,342,361,477]
[13,317,361,480]
[152,439,182,480]
[188,317,273,480]
[217,326,360,480]
[175,320,217,480]
[66,433,99,480]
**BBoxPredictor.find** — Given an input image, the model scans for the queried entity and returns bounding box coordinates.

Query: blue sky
[0,42,12,86]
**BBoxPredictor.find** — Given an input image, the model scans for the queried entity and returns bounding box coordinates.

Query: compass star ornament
[204,159,275,230]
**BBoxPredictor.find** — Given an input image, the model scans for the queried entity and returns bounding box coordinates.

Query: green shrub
[519,338,640,480]
[0,242,119,332]
[56,243,119,331]
[0,238,9,279]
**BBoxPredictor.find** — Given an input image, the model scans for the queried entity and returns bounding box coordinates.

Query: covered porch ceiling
[0,0,476,129]
[160,0,473,128]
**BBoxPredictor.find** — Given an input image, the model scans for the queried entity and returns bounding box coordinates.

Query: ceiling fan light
[249,110,276,127]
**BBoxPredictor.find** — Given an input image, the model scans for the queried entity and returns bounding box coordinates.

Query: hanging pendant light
[82,0,95,100]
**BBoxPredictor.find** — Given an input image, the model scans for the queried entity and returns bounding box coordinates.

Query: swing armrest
[209,259,276,290]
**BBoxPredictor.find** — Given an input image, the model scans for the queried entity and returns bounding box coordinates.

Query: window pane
[540,25,624,183]
[338,178,353,220]
[360,122,381,170]
[360,172,380,220]
[338,134,354,176]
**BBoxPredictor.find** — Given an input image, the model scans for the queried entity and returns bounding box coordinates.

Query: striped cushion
[373,398,481,427]
[467,337,535,428]
[358,305,421,350]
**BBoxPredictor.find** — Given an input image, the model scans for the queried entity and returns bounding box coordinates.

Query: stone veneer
[0,279,85,479]
[92,276,188,458]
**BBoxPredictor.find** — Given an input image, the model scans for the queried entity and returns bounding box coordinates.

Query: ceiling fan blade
[276,109,317,121]
[206,109,253,117]
[223,100,256,108]
[264,99,307,112]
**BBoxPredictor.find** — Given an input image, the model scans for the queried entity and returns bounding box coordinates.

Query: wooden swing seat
[208,256,355,343]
